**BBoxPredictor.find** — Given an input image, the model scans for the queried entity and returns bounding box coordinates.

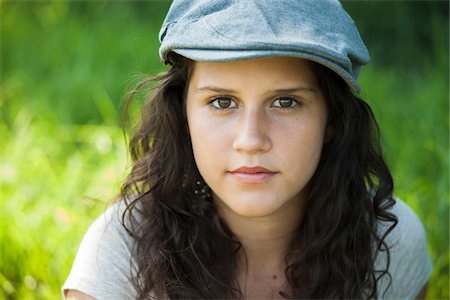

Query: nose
[232,109,272,154]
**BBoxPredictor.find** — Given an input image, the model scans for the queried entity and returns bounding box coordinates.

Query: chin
[214,193,296,218]
[230,206,279,218]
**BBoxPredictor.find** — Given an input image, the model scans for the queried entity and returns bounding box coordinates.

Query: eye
[271,97,300,109]
[209,97,238,110]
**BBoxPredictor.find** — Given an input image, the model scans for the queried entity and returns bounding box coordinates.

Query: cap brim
[171,48,361,94]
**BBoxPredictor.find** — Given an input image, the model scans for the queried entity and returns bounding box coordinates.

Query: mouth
[229,166,277,184]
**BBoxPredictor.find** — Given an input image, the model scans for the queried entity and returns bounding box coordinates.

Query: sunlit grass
[1,84,128,299]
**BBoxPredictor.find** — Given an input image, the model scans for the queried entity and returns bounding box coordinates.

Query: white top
[62,199,432,299]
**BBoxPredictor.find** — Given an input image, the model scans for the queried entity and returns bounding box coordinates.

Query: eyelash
[207,96,302,111]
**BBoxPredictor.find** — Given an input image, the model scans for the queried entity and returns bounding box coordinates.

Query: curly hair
[120,53,398,299]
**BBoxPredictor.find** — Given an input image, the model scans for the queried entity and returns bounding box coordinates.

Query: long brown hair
[120,53,397,299]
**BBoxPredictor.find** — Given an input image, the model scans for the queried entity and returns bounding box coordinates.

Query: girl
[63,1,432,299]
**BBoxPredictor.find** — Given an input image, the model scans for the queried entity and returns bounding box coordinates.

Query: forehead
[188,56,319,88]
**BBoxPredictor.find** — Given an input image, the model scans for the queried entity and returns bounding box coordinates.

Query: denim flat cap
[159,0,370,93]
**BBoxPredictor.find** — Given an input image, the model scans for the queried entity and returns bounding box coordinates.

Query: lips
[229,166,277,184]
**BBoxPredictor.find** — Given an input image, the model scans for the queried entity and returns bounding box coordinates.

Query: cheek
[279,118,327,178]
[187,110,230,176]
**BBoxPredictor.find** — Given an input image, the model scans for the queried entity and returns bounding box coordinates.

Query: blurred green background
[0,1,448,299]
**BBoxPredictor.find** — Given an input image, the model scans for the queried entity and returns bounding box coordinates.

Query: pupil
[218,99,231,108]
[280,99,292,107]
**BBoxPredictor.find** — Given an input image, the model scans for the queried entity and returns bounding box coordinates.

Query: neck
[215,196,303,299]
[216,196,303,271]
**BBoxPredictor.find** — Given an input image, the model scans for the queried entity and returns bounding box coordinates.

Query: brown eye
[279,99,293,107]
[271,97,299,109]
[210,97,238,109]
[218,99,232,108]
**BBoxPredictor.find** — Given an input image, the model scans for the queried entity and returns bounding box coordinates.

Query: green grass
[360,63,449,299]
[1,1,448,299]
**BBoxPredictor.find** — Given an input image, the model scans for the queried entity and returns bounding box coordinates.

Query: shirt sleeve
[376,198,433,299]
[62,202,138,300]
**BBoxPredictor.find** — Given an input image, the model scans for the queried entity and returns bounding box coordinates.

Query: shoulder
[375,198,433,299]
[383,198,427,247]
[62,201,140,300]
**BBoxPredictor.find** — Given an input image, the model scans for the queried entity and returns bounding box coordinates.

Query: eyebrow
[195,86,317,94]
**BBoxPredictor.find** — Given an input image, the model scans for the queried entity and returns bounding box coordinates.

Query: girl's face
[186,56,328,219]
